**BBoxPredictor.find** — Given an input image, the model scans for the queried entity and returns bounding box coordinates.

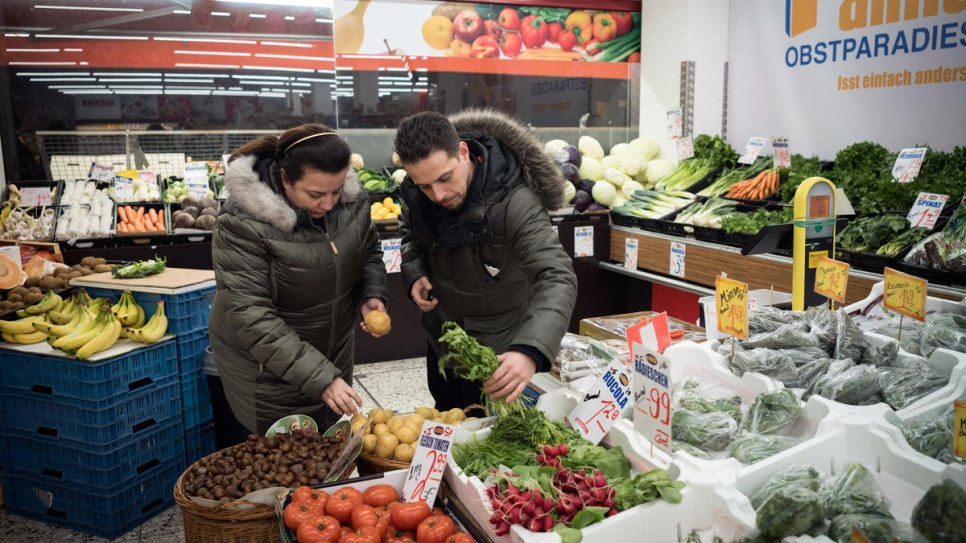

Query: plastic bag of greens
[672,378,743,421]
[738,389,801,435]
[812,361,883,405]
[673,440,711,460]
[899,403,963,465]
[860,339,898,367]
[797,358,834,394]
[728,346,800,384]
[834,308,869,362]
[750,464,823,509]
[920,314,966,357]
[727,432,802,464]
[671,409,738,452]
[877,366,947,410]
[875,318,927,356]
[754,485,825,539]
[749,306,807,335]
[827,514,915,543]
[911,480,966,543]
[806,306,840,355]
[782,345,833,368]
[822,462,893,518]
[741,324,821,351]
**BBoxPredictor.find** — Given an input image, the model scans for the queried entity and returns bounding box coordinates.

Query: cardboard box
[578,311,706,344]
[0,240,62,266]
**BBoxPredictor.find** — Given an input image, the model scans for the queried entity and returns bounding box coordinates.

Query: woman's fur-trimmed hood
[224,155,363,232]
[449,109,565,211]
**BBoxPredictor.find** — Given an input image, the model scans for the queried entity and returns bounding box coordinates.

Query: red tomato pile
[283,484,474,543]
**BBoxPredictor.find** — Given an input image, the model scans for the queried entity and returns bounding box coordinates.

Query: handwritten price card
[738,137,768,165]
[88,162,115,183]
[632,344,672,457]
[567,361,632,445]
[669,242,686,278]
[954,400,966,459]
[813,256,850,303]
[883,267,927,321]
[381,238,401,274]
[401,421,455,508]
[20,187,54,207]
[907,192,948,230]
[716,275,749,340]
[892,147,927,183]
[772,137,791,168]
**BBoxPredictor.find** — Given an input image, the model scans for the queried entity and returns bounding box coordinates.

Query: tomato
[296,515,341,543]
[284,501,323,531]
[350,504,378,529]
[326,488,364,524]
[483,19,501,41]
[429,507,447,517]
[386,528,416,543]
[547,22,563,43]
[362,484,399,508]
[627,51,641,63]
[470,35,499,58]
[557,30,577,52]
[390,501,432,531]
[499,32,522,58]
[444,533,475,543]
[339,525,380,543]
[292,486,329,508]
[416,515,456,543]
[374,519,390,540]
[452,10,483,42]
[612,11,634,36]
[520,15,548,49]
[498,8,520,31]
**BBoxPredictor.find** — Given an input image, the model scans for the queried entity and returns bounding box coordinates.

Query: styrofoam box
[712,416,953,542]
[844,280,965,333]
[883,399,966,487]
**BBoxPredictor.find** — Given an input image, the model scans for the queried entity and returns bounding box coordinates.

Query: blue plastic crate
[176,327,210,376]
[1,381,181,446]
[181,369,213,428]
[81,285,215,335]
[1,415,183,488]
[0,339,177,403]
[2,463,179,539]
[184,422,217,466]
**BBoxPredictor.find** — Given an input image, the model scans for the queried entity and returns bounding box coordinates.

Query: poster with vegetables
[334,1,640,62]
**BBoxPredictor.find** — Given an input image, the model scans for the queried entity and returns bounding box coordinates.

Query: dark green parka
[399,109,577,370]
[209,155,389,434]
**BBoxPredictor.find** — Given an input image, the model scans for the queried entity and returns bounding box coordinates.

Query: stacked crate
[0,340,183,538]
[82,283,218,469]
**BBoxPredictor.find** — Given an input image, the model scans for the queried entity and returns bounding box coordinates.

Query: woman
[209,124,389,435]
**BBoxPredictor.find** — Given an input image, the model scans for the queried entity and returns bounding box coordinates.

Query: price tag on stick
[715,275,749,340]
[20,187,53,207]
[88,162,115,183]
[401,421,455,508]
[883,267,927,322]
[567,361,633,445]
[632,344,673,457]
[772,137,791,168]
[892,147,927,183]
[954,400,966,459]
[738,137,768,165]
[676,136,694,161]
[907,192,948,230]
[813,256,849,305]
[666,108,683,139]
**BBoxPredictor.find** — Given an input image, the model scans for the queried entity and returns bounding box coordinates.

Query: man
[394,109,577,408]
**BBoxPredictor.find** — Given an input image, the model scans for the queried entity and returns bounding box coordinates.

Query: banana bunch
[1,290,67,344]
[125,301,167,344]
[14,290,64,318]
[47,290,94,324]
[50,305,122,359]
[33,303,95,338]
[112,290,145,328]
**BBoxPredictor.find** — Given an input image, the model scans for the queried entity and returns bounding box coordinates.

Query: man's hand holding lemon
[360,298,391,337]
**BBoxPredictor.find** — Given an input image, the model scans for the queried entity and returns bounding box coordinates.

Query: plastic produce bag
[797,358,833,394]
[727,432,802,465]
[920,314,966,357]
[834,308,869,361]
[821,462,893,518]
[728,346,800,384]
[877,366,947,410]
[827,514,915,543]
[749,306,807,335]
[899,403,962,465]
[911,480,966,543]
[741,324,821,351]
[750,464,823,509]
[860,339,898,367]
[754,484,825,539]
[738,389,801,435]
[671,409,737,452]
[812,361,883,405]
[673,378,743,422]
[553,333,608,382]
[806,306,840,355]
[673,440,711,460]
[875,318,927,355]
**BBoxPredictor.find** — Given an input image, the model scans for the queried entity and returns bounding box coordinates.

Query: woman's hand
[321,377,363,416]
[359,297,389,337]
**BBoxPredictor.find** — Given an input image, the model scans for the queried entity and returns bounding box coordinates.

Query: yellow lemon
[422,16,453,50]
[364,310,391,335]
[382,196,394,207]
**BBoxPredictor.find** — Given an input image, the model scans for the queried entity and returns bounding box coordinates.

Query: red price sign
[401,422,454,508]
[631,344,673,457]
[572,399,621,437]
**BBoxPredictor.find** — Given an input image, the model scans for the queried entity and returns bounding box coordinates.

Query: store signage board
[892,147,927,183]
[568,361,633,446]
[381,238,401,274]
[954,399,966,459]
[632,343,672,457]
[402,421,455,508]
[20,187,53,207]
[738,137,768,165]
[114,175,135,201]
[907,192,948,230]
[574,226,594,258]
[676,136,694,161]
[623,238,638,269]
[666,108,683,139]
[89,162,115,183]
[715,275,749,340]
[184,163,210,199]
[883,267,927,322]
[813,256,849,304]
[669,242,686,278]
[772,137,791,168]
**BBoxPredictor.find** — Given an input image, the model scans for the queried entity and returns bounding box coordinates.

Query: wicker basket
[174,460,356,543]
[356,452,411,475]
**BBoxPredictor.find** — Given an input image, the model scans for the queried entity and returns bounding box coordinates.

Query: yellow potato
[363,434,378,454]
[369,408,392,424]
[393,425,418,445]
[375,433,399,459]
[408,414,425,427]
[464,416,479,422]
[431,408,442,419]
[371,202,384,210]
[415,406,434,419]
[383,196,394,207]
[443,408,466,423]
[432,417,445,423]
[372,423,389,437]
[394,443,415,463]
[387,416,405,433]
[350,413,368,435]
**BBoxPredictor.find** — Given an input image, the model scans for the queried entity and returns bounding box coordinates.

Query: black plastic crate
[690,201,788,248]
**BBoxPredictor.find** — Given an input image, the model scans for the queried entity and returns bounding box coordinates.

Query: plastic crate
[176,327,210,376]
[184,422,217,466]
[181,369,213,428]
[2,463,179,539]
[0,415,183,488]
[1,381,181,446]
[0,339,177,403]
[81,285,215,335]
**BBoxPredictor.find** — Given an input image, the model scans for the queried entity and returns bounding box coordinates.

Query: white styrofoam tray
[844,280,965,333]
[883,399,966,487]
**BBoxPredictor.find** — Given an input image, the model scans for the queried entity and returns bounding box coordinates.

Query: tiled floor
[0,357,433,543]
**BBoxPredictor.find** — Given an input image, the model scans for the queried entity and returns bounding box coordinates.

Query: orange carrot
[156,210,165,228]
[148,208,158,223]
[117,206,128,223]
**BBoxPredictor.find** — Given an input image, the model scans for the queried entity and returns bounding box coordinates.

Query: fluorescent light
[175,50,251,57]
[173,9,191,15]
[18,71,89,76]
[284,16,295,21]
[5,33,29,37]
[48,85,106,89]
[297,77,333,83]
[176,62,240,69]
[259,92,286,98]
[315,18,332,23]
[212,12,231,17]
[384,67,409,72]
[261,41,312,48]
[164,86,217,90]
[160,78,214,84]
[29,77,96,81]
[155,37,256,45]
[237,80,277,86]
[164,73,230,78]
[269,88,291,93]
[241,65,314,72]
[62,89,114,94]
[217,0,321,5]
[114,89,163,94]
[255,53,334,62]
[6,48,60,53]
[165,89,211,95]
[64,48,83,52]
[36,34,149,40]
[249,14,266,19]
[107,85,164,89]
[12,61,76,66]
[35,5,144,12]
[212,90,258,96]
[288,82,310,87]
[93,72,163,76]
[98,78,163,83]
[232,74,289,80]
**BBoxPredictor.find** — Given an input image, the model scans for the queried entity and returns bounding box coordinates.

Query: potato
[374,434,399,459]
[432,417,445,423]
[362,434,378,454]
[80,256,98,267]
[368,408,392,424]
[372,423,389,437]
[24,277,40,288]
[431,408,442,420]
[408,414,425,427]
[393,425,418,445]
[93,257,107,266]
[350,413,368,435]
[93,264,113,273]
[393,443,415,463]
[415,406,434,419]
[386,416,405,433]
[443,408,466,423]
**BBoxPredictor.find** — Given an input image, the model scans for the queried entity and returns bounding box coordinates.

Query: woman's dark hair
[229,123,350,184]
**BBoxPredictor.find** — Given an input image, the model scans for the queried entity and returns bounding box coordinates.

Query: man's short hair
[394,112,460,164]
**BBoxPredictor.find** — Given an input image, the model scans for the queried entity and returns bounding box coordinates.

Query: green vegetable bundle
[912,480,966,543]
[720,207,794,235]
[837,215,928,256]
[111,256,167,279]
[356,167,397,194]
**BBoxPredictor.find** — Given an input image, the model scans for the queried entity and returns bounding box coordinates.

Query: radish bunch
[486,482,556,535]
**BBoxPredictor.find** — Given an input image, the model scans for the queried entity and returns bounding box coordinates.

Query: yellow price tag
[814,256,850,303]
[716,276,749,340]
[883,267,928,322]
[955,400,966,459]
[115,169,138,179]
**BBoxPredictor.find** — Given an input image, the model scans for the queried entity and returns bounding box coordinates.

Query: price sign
[20,187,54,207]
[138,171,159,189]
[88,162,115,183]
[715,275,749,339]
[892,147,927,183]
[114,175,135,201]
[568,361,632,445]
[669,242,686,278]
[184,163,210,199]
[772,137,791,168]
[883,267,927,321]
[814,256,849,303]
[954,400,966,459]
[381,238,401,274]
[623,237,638,269]
[666,108,683,139]
[738,137,768,165]
[574,226,594,258]
[402,421,455,508]
[676,136,694,161]
[632,344,672,457]
[907,192,948,230]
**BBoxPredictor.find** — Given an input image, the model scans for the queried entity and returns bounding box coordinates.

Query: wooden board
[69,267,215,292]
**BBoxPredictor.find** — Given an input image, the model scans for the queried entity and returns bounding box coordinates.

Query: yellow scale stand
[792,177,838,310]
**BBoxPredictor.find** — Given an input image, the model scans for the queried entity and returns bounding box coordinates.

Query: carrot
[148,208,157,223]
[156,210,165,228]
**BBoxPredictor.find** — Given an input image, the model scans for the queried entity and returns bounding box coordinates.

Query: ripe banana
[0,315,47,335]
[52,308,111,352]
[2,329,48,344]
[128,301,167,344]
[112,291,143,327]
[132,302,145,328]
[47,309,75,325]
[75,317,121,359]
[25,291,63,315]
[34,306,90,337]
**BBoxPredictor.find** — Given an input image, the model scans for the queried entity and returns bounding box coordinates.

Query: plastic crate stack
[83,285,218,468]
[0,340,183,538]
